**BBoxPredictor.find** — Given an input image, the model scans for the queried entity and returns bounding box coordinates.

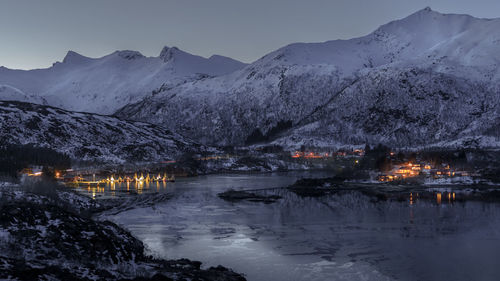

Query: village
[373,148,476,183]
[286,147,476,184]
[377,161,471,182]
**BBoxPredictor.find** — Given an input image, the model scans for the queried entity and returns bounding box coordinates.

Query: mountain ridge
[115,8,500,148]
[0,46,247,114]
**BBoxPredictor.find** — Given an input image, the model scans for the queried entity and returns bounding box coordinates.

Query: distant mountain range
[1,7,500,152]
[0,47,246,114]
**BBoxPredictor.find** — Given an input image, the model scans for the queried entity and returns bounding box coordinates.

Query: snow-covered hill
[0,84,47,105]
[116,8,500,149]
[0,101,202,162]
[0,47,247,114]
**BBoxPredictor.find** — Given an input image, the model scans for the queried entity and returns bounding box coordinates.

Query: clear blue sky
[1,0,499,69]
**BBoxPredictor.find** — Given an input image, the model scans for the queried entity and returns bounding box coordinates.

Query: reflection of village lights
[436,193,442,204]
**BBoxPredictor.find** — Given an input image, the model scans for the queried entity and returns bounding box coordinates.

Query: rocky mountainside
[116,8,500,149]
[0,101,202,163]
[0,47,246,114]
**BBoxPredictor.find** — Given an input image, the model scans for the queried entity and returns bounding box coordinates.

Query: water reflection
[104,172,500,281]
[75,180,170,198]
[434,192,456,205]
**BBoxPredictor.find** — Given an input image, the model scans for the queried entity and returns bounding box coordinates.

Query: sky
[1,0,500,70]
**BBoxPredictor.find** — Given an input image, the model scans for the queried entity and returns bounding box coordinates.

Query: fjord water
[104,172,500,281]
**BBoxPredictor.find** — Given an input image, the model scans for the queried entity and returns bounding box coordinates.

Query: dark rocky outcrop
[0,188,246,281]
[218,189,281,204]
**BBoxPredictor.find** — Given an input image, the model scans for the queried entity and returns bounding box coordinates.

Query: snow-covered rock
[0,100,202,163]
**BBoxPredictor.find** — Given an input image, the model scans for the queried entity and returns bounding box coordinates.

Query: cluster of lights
[379,161,460,182]
[105,172,174,183]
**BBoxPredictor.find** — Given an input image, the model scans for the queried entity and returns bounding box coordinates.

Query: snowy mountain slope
[271,67,500,149]
[0,84,47,105]
[116,8,500,148]
[0,100,202,162]
[0,47,247,114]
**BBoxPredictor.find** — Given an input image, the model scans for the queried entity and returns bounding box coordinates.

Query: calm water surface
[100,172,500,281]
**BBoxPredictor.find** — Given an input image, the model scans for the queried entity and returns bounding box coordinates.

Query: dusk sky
[2,0,500,70]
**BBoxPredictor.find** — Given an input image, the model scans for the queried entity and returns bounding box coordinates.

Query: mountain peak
[113,50,145,60]
[159,46,181,62]
[395,6,441,22]
[62,51,90,64]
[374,7,478,38]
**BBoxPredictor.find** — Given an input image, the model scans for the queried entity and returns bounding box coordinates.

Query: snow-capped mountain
[0,100,202,162]
[116,8,500,148]
[0,47,247,114]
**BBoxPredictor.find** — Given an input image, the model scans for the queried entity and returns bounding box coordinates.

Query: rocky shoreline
[216,175,500,206]
[0,183,246,281]
[286,176,500,202]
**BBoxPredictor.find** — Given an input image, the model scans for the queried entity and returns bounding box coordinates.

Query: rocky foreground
[0,183,246,281]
